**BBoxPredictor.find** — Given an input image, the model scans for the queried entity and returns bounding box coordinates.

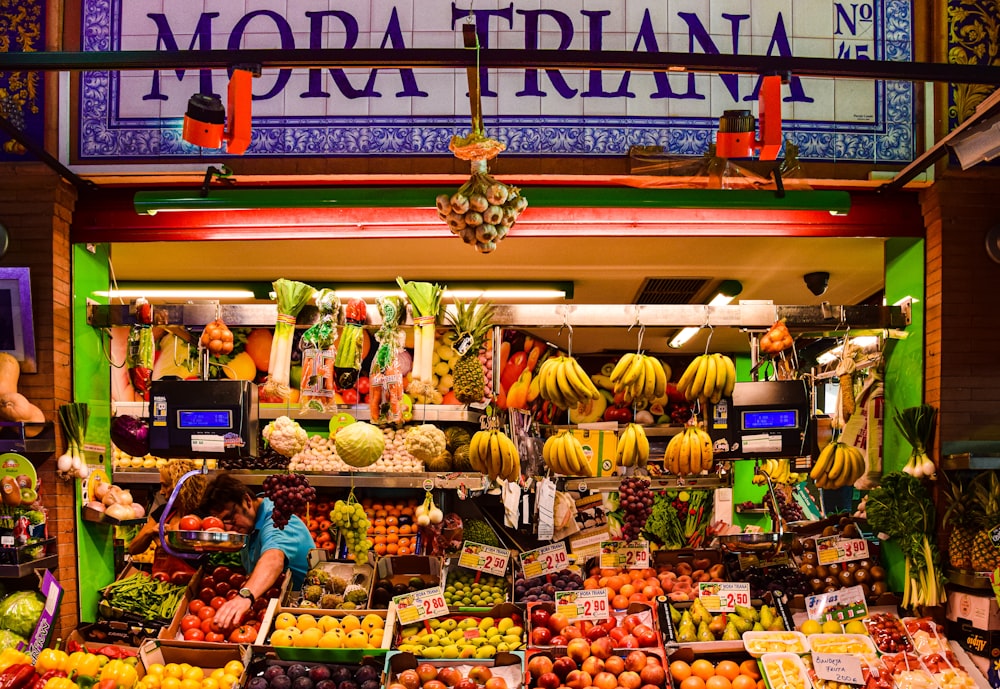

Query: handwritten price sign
[816,536,870,565]
[458,541,511,577]
[599,541,650,570]
[698,582,751,613]
[812,653,865,685]
[393,586,449,625]
[520,542,568,579]
[555,588,610,622]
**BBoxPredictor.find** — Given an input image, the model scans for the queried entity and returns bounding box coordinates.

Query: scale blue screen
[177,410,232,429]
[742,409,798,430]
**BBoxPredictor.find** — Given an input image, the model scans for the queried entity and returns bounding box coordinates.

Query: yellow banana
[571,435,593,477]
[554,358,576,404]
[687,427,703,473]
[497,431,514,480]
[678,428,692,475]
[542,434,558,471]
[526,375,541,403]
[469,431,487,473]
[827,443,847,484]
[616,425,634,467]
[721,354,737,397]
[689,355,709,401]
[566,357,600,401]
[676,356,702,397]
[702,354,718,400]
[652,359,667,399]
[633,424,650,467]
[641,357,657,400]
[665,433,683,474]
[622,353,646,387]
[699,428,714,472]
[486,431,500,480]
[610,353,635,383]
[810,442,836,480]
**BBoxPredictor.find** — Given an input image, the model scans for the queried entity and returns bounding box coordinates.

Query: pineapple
[970,472,1000,572]
[943,478,974,570]
[447,298,495,403]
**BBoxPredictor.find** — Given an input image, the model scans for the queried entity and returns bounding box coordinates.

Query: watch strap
[238,587,255,603]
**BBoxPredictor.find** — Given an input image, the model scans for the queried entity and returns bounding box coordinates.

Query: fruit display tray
[165,529,248,553]
[281,559,375,611]
[385,650,525,689]
[258,603,394,664]
[440,557,513,612]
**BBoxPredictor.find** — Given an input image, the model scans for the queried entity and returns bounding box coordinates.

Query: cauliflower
[404,424,448,463]
[263,415,309,457]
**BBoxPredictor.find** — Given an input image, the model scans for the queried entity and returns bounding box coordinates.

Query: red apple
[565,670,592,689]
[416,665,439,684]
[552,657,578,680]
[398,671,421,689]
[640,664,666,687]
[535,675,560,689]
[619,672,642,689]
[586,625,609,641]
[468,667,493,685]
[389,684,409,689]
[581,657,605,677]
[484,678,508,689]
[590,636,615,660]
[609,628,629,644]
[622,614,644,634]
[567,638,591,663]
[548,613,571,634]
[619,635,640,649]
[562,625,583,641]
[528,655,555,680]
[549,636,568,647]
[646,656,661,667]
[437,668,463,687]
[625,651,648,673]
[424,681,447,689]
[593,673,619,689]
[531,627,553,645]
[455,681,477,689]
[633,625,658,648]
[531,607,552,629]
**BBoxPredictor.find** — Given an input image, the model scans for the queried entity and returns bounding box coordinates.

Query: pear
[735,604,759,623]
[691,598,710,626]
[752,621,765,632]
[680,611,694,629]
[677,621,697,643]
[670,605,682,625]
[767,616,786,631]
[730,614,752,634]
[708,614,727,637]
[722,621,741,641]
[697,621,715,642]
[759,605,774,629]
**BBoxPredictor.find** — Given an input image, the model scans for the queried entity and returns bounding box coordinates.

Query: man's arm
[213,548,285,629]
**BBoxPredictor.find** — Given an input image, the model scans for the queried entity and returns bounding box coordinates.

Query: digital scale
[709,380,810,459]
[148,379,258,459]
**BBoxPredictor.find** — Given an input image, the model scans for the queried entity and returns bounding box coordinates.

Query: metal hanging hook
[702,306,714,354]
[557,315,574,358]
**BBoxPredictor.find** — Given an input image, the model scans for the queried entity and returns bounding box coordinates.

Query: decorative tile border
[0,0,46,161]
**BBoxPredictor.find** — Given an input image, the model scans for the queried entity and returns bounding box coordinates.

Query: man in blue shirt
[198,472,313,629]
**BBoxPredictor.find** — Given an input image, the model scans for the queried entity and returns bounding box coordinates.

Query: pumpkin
[0,393,45,436]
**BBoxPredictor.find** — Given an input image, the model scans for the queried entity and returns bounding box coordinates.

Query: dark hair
[198,472,255,514]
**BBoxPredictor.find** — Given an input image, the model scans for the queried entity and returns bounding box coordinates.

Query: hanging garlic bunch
[415,491,444,527]
[435,160,528,254]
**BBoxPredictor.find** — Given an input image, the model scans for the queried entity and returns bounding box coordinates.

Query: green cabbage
[0,629,26,651]
[334,422,385,468]
[0,591,44,637]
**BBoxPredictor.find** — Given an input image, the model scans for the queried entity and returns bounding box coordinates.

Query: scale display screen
[177,410,233,430]
[741,409,799,431]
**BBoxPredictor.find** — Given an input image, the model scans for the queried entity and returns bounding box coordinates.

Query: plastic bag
[299,289,341,413]
[334,299,367,389]
[369,297,406,425]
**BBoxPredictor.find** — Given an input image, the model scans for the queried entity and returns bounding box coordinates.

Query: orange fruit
[374,535,386,545]
[716,661,740,682]
[670,662,692,682]
[707,677,732,689]
[680,677,707,689]
[386,534,399,544]
[607,576,625,592]
[386,516,399,526]
[386,543,398,555]
[399,537,411,547]
[398,545,411,555]
[612,594,629,609]
[600,568,618,578]
[619,584,636,598]
[691,660,716,682]
[373,543,387,556]
[739,661,761,680]
[733,676,758,689]
[628,593,647,603]
[375,509,388,518]
[399,524,412,535]
[629,569,644,581]
[387,526,399,535]
[584,577,601,590]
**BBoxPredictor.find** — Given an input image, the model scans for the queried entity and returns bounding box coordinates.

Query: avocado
[408,576,426,590]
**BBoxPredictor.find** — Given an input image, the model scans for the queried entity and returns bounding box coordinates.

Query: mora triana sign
[74,0,914,162]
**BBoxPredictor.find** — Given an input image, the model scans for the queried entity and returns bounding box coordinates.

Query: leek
[57,402,90,480]
[264,278,316,401]
[894,404,937,479]
[396,278,443,384]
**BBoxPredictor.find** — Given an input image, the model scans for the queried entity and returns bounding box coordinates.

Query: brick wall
[0,162,78,637]
[921,171,1000,446]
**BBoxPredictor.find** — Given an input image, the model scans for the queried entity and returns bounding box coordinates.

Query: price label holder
[805,585,869,624]
[812,653,865,685]
[599,540,650,570]
[697,582,751,613]
[519,542,568,579]
[816,535,870,565]
[393,586,450,625]
[555,588,610,622]
[458,541,511,577]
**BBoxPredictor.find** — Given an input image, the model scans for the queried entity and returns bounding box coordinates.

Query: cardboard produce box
[370,556,443,610]
[138,638,251,680]
[280,550,375,612]
[947,588,1000,657]
[572,429,617,477]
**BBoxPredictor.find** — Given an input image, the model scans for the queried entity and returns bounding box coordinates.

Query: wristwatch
[238,587,255,603]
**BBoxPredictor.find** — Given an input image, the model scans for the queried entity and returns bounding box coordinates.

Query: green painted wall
[72,243,116,623]
[730,354,772,530]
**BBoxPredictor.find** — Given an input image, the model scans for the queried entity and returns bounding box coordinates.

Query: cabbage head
[0,591,44,637]
[335,422,384,468]
[0,629,26,651]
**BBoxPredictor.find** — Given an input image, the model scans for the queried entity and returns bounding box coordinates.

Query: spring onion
[894,404,937,478]
[263,278,315,401]
[57,402,90,480]
[395,278,443,384]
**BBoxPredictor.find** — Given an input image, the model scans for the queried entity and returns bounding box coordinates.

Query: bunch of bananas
[609,353,668,404]
[664,426,715,475]
[752,458,806,485]
[809,441,866,489]
[535,355,600,408]
[676,353,737,403]
[616,423,650,468]
[469,429,521,482]
[542,430,594,477]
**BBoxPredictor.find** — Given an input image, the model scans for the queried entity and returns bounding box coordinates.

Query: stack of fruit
[246,661,382,689]
[663,426,715,475]
[759,655,809,689]
[809,441,867,489]
[669,599,786,643]
[370,575,436,610]
[528,605,662,652]
[794,521,888,601]
[268,612,386,650]
[361,498,420,557]
[527,649,669,689]
[289,428,423,473]
[514,570,584,603]
[435,166,528,254]
[581,568,665,610]
[176,565,274,643]
[138,660,246,689]
[443,568,509,608]
[395,613,524,658]
[388,662,518,689]
[676,354,737,404]
[294,565,371,611]
[667,658,763,689]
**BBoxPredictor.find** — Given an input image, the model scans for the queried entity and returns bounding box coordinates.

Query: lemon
[183,668,204,683]
[344,629,370,648]
[202,679,220,689]
[799,620,822,635]
[318,615,339,632]
[296,628,323,647]
[274,612,297,630]
[296,614,319,632]
[822,619,844,634]
[179,679,201,689]
[270,630,296,647]
[161,678,181,689]
[341,615,362,633]
[319,631,345,648]
[219,674,239,689]
[844,620,867,635]
[165,665,184,680]
[147,666,166,679]
[362,613,384,632]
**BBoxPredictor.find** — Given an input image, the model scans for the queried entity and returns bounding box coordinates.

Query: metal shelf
[0,422,56,458]
[560,473,730,492]
[0,554,58,579]
[113,469,492,490]
[113,401,484,424]
[942,453,1000,471]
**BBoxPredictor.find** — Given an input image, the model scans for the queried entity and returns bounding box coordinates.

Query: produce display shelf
[0,553,57,578]
[112,470,493,490]
[946,568,994,590]
[561,474,730,492]
[259,404,485,423]
[942,453,1000,471]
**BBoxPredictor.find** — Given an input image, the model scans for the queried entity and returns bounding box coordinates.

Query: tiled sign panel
[1,0,45,161]
[77,0,914,162]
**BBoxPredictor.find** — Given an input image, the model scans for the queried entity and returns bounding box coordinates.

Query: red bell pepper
[0,664,40,689]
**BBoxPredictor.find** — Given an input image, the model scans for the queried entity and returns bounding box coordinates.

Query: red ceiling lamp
[181,66,258,155]
[715,74,784,161]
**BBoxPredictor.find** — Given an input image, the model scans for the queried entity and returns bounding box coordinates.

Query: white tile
[411,71,455,117]
[328,77,374,117]
[662,74,714,118]
[666,0,707,36]
[283,72,329,118]
[833,79,877,123]
[411,0,443,32]
[792,36,834,59]
[583,0,625,33]
[496,71,542,116]
[411,30,461,50]
[120,2,164,37]
[210,2,248,40]
[117,76,163,119]
[710,0,752,37]
[832,1,877,41]
[595,31,628,51]
[711,73,756,113]
[751,0,792,40]
[791,0,833,39]
[583,77,629,117]
[540,73,586,117]
[788,76,834,122]
[372,0,413,37]
[246,0,285,18]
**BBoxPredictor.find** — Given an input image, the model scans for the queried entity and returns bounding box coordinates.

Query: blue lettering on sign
[835,2,874,36]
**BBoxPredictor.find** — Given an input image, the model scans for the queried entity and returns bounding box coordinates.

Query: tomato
[188,599,205,614]
[226,589,239,600]
[228,573,246,589]
[229,626,257,644]
[179,514,202,531]
[341,388,359,405]
[211,596,228,610]
[180,615,202,632]
[205,632,226,643]
[197,606,216,620]
[183,628,204,641]
[198,589,215,604]
[211,565,232,580]
[201,517,224,530]
[200,617,217,634]
[357,376,370,395]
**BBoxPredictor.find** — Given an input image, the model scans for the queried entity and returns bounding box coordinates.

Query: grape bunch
[262,473,316,529]
[770,489,804,523]
[619,476,654,541]
[330,497,373,562]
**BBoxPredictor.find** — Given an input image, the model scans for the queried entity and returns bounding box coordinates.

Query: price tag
[599,541,650,570]
[555,588,610,621]
[812,653,865,685]
[458,541,511,577]
[519,542,568,579]
[697,582,751,612]
[806,584,869,624]
[393,586,449,625]
[816,536,870,565]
